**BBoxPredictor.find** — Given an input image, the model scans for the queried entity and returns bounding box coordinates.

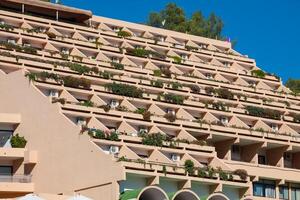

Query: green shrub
[151,80,164,88]
[0,23,14,31]
[128,48,150,57]
[286,79,300,94]
[153,69,162,77]
[10,134,27,148]
[171,56,182,64]
[135,108,146,114]
[100,71,113,79]
[245,106,281,120]
[197,168,207,178]
[189,84,200,93]
[208,167,216,178]
[67,63,91,74]
[62,76,91,89]
[184,160,195,175]
[105,82,143,98]
[141,132,166,147]
[108,131,119,141]
[118,156,130,162]
[89,129,105,139]
[205,87,215,94]
[111,62,124,70]
[218,168,229,181]
[117,30,132,38]
[215,88,234,99]
[171,82,182,90]
[212,102,228,111]
[251,70,265,78]
[80,100,94,107]
[185,45,198,51]
[233,169,248,181]
[163,93,184,105]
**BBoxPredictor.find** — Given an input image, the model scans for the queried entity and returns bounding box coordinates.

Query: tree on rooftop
[286,79,300,94]
[147,3,224,40]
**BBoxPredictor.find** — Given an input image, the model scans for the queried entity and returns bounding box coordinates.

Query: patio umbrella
[17,194,45,200]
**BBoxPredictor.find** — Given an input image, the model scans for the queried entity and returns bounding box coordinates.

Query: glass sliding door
[0,130,13,147]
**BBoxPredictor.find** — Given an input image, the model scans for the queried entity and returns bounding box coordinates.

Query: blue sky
[63,0,300,82]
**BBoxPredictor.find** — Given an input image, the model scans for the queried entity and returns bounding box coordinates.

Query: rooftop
[0,0,92,23]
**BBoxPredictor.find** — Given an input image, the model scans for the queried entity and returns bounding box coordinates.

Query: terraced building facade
[0,0,300,200]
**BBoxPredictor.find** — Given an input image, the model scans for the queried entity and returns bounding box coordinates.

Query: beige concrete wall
[0,70,124,199]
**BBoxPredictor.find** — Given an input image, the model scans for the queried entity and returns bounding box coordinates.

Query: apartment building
[0,0,299,200]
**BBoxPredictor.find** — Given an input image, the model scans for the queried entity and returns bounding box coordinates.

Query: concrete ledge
[0,113,21,124]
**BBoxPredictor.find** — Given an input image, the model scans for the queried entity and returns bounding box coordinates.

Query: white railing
[0,174,32,183]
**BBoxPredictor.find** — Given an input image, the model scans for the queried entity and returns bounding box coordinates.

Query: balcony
[0,0,92,24]
[0,174,34,193]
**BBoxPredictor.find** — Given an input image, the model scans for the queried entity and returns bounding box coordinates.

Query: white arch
[207,193,230,200]
[137,186,169,200]
[172,189,200,200]
[241,197,254,200]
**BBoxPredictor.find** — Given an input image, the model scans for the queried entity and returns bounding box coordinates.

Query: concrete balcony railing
[0,174,34,193]
[0,174,31,183]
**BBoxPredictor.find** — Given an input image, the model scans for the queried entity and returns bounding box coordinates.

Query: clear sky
[62,0,300,83]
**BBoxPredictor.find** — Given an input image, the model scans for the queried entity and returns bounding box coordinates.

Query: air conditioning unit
[88,55,95,60]
[271,124,279,132]
[131,132,138,137]
[23,43,31,47]
[221,116,229,125]
[167,108,176,115]
[181,54,188,60]
[61,48,69,55]
[158,36,165,42]
[138,127,148,135]
[206,73,213,80]
[223,62,230,67]
[76,117,86,126]
[112,27,119,32]
[88,37,96,43]
[109,146,119,154]
[38,27,47,33]
[249,81,256,87]
[171,154,180,162]
[7,39,16,44]
[49,90,59,98]
[112,57,120,63]
[110,99,119,109]
[284,152,292,161]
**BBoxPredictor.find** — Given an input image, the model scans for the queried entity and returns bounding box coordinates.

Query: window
[279,186,289,200]
[284,152,293,168]
[253,180,276,198]
[0,166,12,175]
[231,145,241,161]
[291,187,300,200]
[0,130,13,147]
[258,155,266,165]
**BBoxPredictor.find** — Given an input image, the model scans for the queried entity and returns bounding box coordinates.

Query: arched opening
[138,186,168,200]
[173,190,199,200]
[207,193,229,200]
